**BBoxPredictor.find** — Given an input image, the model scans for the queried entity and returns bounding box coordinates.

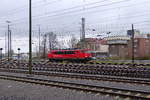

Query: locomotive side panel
[48,49,92,61]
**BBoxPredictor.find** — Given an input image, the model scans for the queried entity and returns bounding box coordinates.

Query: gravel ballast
[0,79,117,100]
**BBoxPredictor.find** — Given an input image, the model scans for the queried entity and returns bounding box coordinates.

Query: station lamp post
[18,48,20,60]
[0,48,3,62]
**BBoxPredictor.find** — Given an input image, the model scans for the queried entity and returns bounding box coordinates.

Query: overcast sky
[0,0,150,53]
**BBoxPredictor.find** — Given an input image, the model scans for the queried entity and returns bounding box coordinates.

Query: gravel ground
[0,79,118,100]
[1,72,150,93]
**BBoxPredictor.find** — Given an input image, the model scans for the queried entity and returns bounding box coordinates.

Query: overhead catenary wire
[5,10,150,29]
[0,0,150,38]
[0,0,132,25]
[1,0,150,26]
[0,0,110,20]
[0,0,60,18]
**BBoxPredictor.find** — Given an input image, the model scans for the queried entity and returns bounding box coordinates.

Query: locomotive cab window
[54,51,75,54]
[64,51,75,54]
[54,51,64,54]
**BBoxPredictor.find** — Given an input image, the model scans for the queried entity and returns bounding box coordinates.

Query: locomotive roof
[50,49,89,52]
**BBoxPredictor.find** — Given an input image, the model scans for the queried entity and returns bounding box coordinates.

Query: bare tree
[47,32,58,50]
[40,32,59,58]
[68,35,78,48]
[40,34,47,58]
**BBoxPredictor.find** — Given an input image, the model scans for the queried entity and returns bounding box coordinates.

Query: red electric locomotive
[48,49,92,62]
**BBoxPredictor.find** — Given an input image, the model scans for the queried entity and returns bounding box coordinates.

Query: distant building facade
[128,38,150,58]
[105,36,130,58]
[106,35,150,58]
[76,38,109,57]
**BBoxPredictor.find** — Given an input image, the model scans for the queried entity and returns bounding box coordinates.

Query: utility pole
[8,24,10,61]
[29,0,32,74]
[79,27,82,41]
[49,33,51,51]
[37,25,41,58]
[131,24,135,65]
[10,30,12,58]
[43,34,47,59]
[81,17,85,49]
[6,21,11,61]
[81,17,85,40]
[5,32,7,57]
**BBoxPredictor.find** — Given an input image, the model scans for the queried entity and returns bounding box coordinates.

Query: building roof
[104,36,131,40]
[84,38,107,45]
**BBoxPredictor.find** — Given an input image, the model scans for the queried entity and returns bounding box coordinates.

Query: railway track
[1,68,150,86]
[1,59,150,66]
[1,60,150,99]
[0,60,150,84]
[1,61,150,78]
[0,73,150,100]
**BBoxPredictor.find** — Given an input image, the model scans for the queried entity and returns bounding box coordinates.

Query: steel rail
[0,68,150,86]
[0,74,150,99]
[1,60,150,66]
